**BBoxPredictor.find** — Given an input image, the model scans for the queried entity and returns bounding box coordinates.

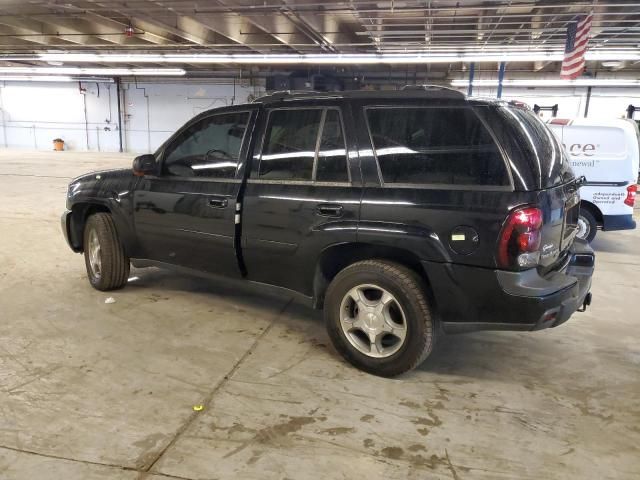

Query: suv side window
[259,108,350,183]
[316,109,349,183]
[259,109,322,181]
[163,111,249,179]
[366,107,509,186]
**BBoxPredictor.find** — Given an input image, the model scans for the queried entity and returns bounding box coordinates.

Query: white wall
[0,79,259,153]
[2,78,638,153]
[468,85,640,120]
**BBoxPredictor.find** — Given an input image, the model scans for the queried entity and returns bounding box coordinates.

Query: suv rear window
[366,107,509,186]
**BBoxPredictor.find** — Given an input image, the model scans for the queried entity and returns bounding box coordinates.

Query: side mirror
[133,154,157,176]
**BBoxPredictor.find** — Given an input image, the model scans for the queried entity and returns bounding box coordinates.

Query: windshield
[495,106,574,189]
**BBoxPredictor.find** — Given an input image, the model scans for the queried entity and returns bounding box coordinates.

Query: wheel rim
[339,284,408,359]
[577,215,590,240]
[88,229,102,279]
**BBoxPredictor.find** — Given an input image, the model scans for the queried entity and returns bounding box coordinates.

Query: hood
[70,167,132,185]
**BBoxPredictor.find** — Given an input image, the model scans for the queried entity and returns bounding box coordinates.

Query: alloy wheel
[339,284,408,358]
[87,229,102,279]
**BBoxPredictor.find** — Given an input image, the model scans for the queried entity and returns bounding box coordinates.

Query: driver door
[133,106,257,277]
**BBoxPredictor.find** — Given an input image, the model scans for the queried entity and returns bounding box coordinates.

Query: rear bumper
[423,240,595,333]
[602,213,636,231]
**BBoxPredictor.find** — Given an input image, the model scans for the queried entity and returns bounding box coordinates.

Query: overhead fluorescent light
[0,67,186,76]
[0,75,113,83]
[29,52,563,64]
[450,78,640,87]
[0,50,633,66]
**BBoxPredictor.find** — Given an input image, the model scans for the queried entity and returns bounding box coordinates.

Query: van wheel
[577,209,597,242]
[83,213,130,291]
[324,260,436,377]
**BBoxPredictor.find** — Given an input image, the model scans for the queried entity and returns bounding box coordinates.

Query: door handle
[316,203,344,217]
[208,196,228,208]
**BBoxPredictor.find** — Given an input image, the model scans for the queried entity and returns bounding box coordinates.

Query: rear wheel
[324,260,436,377]
[83,213,130,291]
[577,209,597,242]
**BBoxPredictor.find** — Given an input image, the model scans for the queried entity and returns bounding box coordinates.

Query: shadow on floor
[590,232,636,254]
[123,265,573,382]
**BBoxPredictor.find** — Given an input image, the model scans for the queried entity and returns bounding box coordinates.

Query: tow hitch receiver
[577,292,592,312]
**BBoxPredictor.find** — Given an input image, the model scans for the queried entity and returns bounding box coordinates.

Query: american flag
[561,13,593,79]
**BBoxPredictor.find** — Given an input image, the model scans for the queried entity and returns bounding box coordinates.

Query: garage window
[366,107,509,186]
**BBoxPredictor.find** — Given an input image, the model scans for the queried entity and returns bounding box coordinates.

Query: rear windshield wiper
[575,175,587,187]
[564,175,586,192]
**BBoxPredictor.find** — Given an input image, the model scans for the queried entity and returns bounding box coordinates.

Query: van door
[241,105,361,297]
[550,119,639,235]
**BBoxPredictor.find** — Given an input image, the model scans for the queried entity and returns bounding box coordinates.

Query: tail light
[624,184,637,207]
[497,207,543,269]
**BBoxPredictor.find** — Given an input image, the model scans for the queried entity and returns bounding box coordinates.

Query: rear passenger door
[241,104,361,296]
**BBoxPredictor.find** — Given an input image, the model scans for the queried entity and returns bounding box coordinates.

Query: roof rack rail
[508,99,532,110]
[252,90,320,103]
[401,84,465,98]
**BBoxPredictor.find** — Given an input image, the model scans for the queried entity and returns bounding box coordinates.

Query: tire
[83,212,130,291]
[324,260,436,377]
[577,209,597,243]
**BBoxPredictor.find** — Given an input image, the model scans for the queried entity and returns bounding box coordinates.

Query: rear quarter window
[366,106,510,186]
[494,106,574,188]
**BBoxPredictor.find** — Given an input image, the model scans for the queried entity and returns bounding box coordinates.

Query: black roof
[253,85,470,104]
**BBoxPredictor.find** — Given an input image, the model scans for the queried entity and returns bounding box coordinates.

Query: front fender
[65,169,139,255]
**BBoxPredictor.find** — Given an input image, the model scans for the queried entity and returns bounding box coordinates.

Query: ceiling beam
[205,0,311,53]
[0,24,59,46]
[100,4,241,53]
[30,14,155,46]
[81,12,176,45]
[102,1,262,52]
[534,60,554,71]
[0,15,101,45]
[282,1,373,53]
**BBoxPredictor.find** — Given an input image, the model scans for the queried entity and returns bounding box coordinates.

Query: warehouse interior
[0,1,639,479]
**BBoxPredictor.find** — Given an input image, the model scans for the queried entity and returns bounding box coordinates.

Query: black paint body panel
[62,91,595,332]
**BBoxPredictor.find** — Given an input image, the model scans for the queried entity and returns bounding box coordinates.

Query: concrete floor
[0,149,639,480]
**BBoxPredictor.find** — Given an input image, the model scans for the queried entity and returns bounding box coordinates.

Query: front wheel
[324,260,436,377]
[83,213,130,291]
[577,209,597,243]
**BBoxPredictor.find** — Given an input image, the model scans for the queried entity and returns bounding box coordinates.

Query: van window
[366,107,509,186]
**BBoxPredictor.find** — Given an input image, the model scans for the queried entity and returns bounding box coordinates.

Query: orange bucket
[53,139,64,151]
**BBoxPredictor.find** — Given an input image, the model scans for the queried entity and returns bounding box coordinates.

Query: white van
[548,118,639,242]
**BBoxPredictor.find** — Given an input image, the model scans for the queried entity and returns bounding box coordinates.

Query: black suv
[62,88,595,377]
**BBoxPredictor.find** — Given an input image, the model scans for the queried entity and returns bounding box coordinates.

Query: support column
[497,61,506,98]
[584,86,592,117]
[115,77,124,153]
[467,62,475,96]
